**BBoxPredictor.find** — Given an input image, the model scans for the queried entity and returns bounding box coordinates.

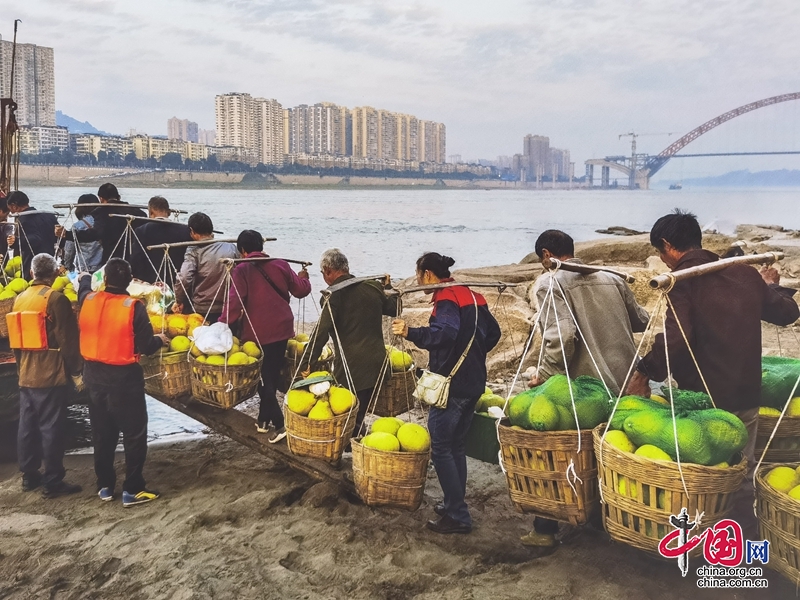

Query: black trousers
[88,382,148,494]
[18,386,69,487]
[258,340,289,427]
[355,387,374,434]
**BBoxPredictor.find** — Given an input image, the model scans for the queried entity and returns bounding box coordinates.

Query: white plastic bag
[193,322,233,355]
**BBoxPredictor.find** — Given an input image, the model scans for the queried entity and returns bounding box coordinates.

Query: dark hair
[188,212,213,235]
[237,230,263,254]
[416,252,455,279]
[650,209,702,252]
[105,258,132,289]
[7,190,30,209]
[75,193,98,220]
[148,196,170,214]
[534,229,574,259]
[0,196,8,213]
[97,183,120,201]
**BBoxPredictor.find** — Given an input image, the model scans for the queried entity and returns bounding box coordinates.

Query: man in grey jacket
[523,229,649,554]
[173,213,239,322]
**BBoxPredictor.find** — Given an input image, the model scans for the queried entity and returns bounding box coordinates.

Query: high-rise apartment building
[0,38,56,127]
[254,98,284,165]
[215,92,255,149]
[522,134,550,179]
[285,102,350,157]
[550,147,571,179]
[198,129,216,146]
[352,106,379,160]
[167,117,199,143]
[419,121,446,164]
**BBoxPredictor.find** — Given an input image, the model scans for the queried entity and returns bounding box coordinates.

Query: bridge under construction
[586,92,800,189]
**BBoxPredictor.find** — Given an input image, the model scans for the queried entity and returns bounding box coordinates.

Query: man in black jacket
[129,196,191,285]
[55,183,147,264]
[6,191,58,277]
[78,258,168,506]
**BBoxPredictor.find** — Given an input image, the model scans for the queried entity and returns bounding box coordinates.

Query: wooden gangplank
[150,392,354,493]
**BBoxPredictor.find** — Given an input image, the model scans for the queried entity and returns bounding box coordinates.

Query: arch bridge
[586,92,800,189]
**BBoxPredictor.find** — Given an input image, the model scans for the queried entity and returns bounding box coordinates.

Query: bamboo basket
[0,297,15,338]
[189,355,262,409]
[141,350,192,399]
[285,399,359,463]
[756,463,800,583]
[351,438,430,510]
[373,368,417,417]
[593,425,747,556]
[755,414,800,463]
[498,421,599,525]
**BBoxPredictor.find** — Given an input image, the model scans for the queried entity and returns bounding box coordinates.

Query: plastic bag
[193,322,233,355]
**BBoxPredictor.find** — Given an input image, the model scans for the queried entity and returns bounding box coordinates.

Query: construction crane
[618,132,677,188]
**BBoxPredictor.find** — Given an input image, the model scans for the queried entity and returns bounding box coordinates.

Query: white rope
[663,308,691,500]
[753,372,800,482]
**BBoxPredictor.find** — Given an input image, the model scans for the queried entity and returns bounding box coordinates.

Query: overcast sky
[8,0,800,178]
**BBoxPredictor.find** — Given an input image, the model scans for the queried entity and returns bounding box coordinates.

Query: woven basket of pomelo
[285,384,359,463]
[594,424,747,556]
[141,349,191,399]
[755,405,800,463]
[351,417,431,510]
[756,463,800,583]
[189,353,262,409]
[498,421,599,525]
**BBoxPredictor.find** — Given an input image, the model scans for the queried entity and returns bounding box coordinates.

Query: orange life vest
[7,285,54,351]
[79,291,139,365]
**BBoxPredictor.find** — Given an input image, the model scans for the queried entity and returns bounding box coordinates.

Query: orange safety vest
[7,285,54,351]
[79,291,139,365]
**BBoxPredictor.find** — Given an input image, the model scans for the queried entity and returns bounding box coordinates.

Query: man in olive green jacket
[14,253,84,498]
[302,249,398,431]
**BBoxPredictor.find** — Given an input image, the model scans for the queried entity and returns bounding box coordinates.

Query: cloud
[8,0,800,175]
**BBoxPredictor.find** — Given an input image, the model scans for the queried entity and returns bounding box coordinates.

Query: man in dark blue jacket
[393,253,501,534]
[6,191,58,277]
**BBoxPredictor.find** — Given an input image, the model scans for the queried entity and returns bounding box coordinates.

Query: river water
[26,185,800,445]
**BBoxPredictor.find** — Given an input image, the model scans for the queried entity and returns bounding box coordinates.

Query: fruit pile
[361,416,431,453]
[761,356,800,410]
[0,257,31,301]
[385,345,413,372]
[507,375,611,431]
[605,392,747,466]
[191,335,262,366]
[763,465,800,500]
[51,275,78,303]
[286,371,355,419]
[286,333,333,362]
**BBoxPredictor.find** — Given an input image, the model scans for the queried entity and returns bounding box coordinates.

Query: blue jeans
[428,395,478,526]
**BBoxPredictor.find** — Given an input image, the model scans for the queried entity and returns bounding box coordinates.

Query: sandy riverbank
[1,226,799,599]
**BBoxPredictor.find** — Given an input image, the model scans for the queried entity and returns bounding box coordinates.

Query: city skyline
[5,1,800,178]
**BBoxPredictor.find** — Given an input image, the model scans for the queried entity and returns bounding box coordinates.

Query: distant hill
[660,169,800,187]
[56,111,109,135]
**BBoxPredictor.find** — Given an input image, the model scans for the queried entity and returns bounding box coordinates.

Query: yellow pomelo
[328,386,354,415]
[227,351,250,366]
[787,397,800,417]
[169,335,191,353]
[396,423,431,452]
[713,462,730,468]
[307,370,330,379]
[618,475,638,499]
[285,339,300,357]
[389,349,413,372]
[247,356,257,364]
[287,389,317,416]
[243,341,261,358]
[51,276,69,291]
[187,323,200,337]
[167,315,188,337]
[605,430,636,453]
[206,355,225,366]
[362,432,400,452]
[788,485,800,501]
[150,314,165,332]
[650,395,669,406]
[766,466,799,493]
[759,406,781,416]
[195,355,207,363]
[0,289,15,300]
[231,336,240,346]
[13,270,21,279]
[186,313,204,327]
[229,344,241,355]
[372,416,404,436]
[190,344,203,358]
[656,489,666,510]
[308,400,334,420]
[64,291,78,303]
[294,333,309,343]
[634,444,673,462]
[7,278,28,293]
